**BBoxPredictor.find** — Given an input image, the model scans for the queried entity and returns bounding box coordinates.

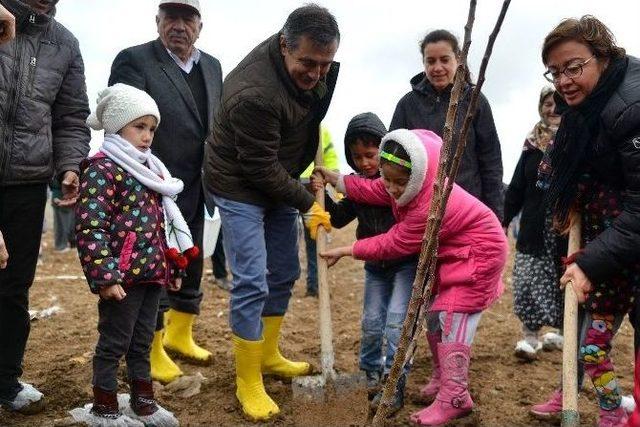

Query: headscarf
[523,86,558,152]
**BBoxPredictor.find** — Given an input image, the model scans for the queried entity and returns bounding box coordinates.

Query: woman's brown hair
[541,15,625,65]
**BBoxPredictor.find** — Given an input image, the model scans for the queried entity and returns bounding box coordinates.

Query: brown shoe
[130,379,158,416]
[90,386,120,419]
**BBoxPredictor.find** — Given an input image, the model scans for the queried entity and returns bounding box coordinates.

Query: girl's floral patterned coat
[75,153,179,293]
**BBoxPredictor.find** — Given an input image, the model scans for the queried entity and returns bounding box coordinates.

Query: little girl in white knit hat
[71,83,198,427]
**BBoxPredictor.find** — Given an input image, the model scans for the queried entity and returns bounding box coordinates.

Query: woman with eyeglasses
[529,15,640,426]
[390,29,504,222]
[503,87,567,362]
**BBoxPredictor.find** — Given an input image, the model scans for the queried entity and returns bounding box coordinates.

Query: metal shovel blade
[292,370,367,402]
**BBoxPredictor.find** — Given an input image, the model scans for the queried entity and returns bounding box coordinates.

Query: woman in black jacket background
[390,29,504,220]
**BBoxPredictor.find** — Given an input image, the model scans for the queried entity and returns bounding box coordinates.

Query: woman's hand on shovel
[320,245,353,268]
[560,263,592,303]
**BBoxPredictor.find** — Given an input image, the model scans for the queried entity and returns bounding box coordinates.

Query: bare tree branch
[371,1,511,423]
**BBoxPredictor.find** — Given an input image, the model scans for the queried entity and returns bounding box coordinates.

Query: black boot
[364,370,382,400]
[370,374,406,417]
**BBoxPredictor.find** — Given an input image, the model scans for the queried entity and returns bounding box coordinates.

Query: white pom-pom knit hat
[86,83,161,134]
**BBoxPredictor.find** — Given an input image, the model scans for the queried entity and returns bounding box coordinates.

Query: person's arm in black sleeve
[389,98,408,131]
[108,49,146,90]
[230,98,315,212]
[474,93,504,221]
[52,37,90,180]
[325,193,357,228]
[503,150,527,227]
[576,125,640,283]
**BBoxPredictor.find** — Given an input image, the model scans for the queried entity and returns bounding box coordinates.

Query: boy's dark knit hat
[343,112,388,173]
[344,112,387,142]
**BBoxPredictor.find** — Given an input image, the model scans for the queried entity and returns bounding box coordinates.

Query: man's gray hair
[281,4,340,51]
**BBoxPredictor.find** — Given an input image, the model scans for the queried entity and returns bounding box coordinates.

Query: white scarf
[100,134,194,253]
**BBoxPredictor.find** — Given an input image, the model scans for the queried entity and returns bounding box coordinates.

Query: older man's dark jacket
[109,39,223,223]
[204,33,339,212]
[0,0,90,186]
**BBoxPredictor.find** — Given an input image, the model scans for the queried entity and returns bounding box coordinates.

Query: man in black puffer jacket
[0,0,90,415]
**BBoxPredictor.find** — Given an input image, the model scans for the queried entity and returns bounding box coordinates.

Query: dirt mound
[1,222,634,426]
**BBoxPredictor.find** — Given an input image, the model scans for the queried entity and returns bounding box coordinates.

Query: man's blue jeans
[359,260,417,374]
[214,196,300,341]
[303,220,318,294]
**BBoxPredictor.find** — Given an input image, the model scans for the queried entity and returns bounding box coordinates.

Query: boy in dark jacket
[323,113,416,415]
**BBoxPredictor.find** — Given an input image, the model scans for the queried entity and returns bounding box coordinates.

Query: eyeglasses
[543,56,595,83]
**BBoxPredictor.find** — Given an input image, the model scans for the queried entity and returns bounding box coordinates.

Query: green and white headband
[380,151,412,169]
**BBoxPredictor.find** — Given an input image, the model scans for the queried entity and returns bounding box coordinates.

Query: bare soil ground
[0,221,635,426]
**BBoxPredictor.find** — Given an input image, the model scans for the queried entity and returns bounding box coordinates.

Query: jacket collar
[4,0,52,34]
[152,38,203,127]
[410,72,455,99]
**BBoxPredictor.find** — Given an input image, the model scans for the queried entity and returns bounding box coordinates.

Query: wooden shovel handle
[313,127,335,377]
[562,212,581,426]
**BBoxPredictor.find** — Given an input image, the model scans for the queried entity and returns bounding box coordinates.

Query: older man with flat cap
[109,0,222,383]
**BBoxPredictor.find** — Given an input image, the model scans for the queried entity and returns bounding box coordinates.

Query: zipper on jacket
[26,57,37,97]
[29,14,36,24]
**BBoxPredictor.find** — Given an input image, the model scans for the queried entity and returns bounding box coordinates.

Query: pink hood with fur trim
[341,129,507,313]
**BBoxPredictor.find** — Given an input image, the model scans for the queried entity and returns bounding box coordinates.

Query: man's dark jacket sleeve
[52,37,90,178]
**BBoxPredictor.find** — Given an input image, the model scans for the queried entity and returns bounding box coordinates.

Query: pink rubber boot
[599,406,628,427]
[419,332,441,403]
[410,342,473,425]
[529,389,563,419]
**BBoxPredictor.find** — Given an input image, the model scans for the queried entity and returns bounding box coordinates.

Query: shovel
[562,212,581,427]
[292,128,366,402]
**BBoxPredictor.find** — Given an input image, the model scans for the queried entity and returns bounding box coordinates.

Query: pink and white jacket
[338,129,507,315]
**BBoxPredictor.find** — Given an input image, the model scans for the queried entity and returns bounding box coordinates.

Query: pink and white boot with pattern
[599,406,629,427]
[419,332,441,403]
[410,342,473,426]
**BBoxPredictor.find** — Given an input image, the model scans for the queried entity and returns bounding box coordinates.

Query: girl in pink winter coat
[315,128,508,426]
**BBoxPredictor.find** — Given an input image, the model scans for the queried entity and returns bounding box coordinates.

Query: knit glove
[303,202,331,240]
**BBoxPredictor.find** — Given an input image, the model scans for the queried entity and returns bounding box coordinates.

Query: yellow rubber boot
[261,316,311,378]
[150,330,183,384]
[163,309,212,364]
[233,335,280,421]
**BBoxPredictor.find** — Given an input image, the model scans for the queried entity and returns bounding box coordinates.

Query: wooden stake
[562,212,581,426]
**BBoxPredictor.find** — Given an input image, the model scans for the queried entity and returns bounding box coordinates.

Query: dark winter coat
[108,39,223,223]
[504,148,567,255]
[390,73,504,220]
[204,34,339,212]
[325,113,416,268]
[0,0,90,186]
[76,154,178,293]
[574,56,640,287]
